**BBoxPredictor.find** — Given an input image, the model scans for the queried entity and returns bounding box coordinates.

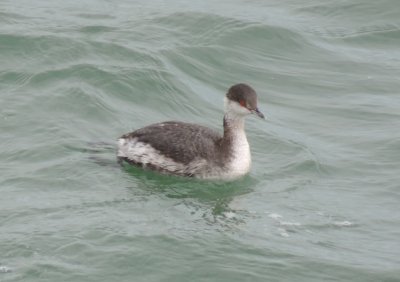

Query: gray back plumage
[121,121,229,165]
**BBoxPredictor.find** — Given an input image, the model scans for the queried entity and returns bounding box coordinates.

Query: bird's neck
[223,112,246,139]
[221,112,251,175]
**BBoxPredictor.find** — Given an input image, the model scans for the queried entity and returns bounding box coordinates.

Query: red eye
[239,100,246,107]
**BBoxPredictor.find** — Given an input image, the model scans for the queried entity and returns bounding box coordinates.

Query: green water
[1,0,400,281]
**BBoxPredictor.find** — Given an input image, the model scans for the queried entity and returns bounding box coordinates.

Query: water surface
[1,0,400,281]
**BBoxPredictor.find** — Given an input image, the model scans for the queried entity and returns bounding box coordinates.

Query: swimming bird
[117,83,265,180]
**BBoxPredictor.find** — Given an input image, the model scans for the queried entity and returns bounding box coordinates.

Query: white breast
[226,130,251,178]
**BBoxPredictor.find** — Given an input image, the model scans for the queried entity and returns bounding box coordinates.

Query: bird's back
[117,121,228,177]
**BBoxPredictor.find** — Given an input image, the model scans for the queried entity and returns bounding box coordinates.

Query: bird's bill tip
[252,108,266,119]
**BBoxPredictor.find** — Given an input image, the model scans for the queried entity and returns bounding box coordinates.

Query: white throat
[224,97,251,119]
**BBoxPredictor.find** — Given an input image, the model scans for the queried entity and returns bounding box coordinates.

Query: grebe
[117,83,265,180]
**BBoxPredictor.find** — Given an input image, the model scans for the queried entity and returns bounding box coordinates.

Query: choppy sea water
[1,0,400,281]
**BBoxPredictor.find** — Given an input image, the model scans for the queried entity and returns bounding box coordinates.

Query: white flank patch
[118,137,184,171]
[118,137,208,177]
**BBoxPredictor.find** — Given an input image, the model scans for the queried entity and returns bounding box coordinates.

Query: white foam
[333,221,353,227]
[278,228,289,238]
[0,266,11,273]
[268,213,282,219]
[223,211,236,219]
[279,221,301,227]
